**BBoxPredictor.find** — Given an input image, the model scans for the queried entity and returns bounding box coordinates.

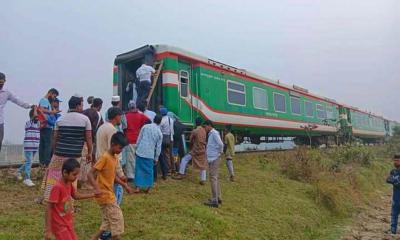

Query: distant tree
[393,126,400,138]
[387,126,400,156]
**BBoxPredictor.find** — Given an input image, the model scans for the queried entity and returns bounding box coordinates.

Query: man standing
[173,117,207,185]
[96,107,128,205]
[105,96,125,133]
[43,96,92,201]
[224,125,236,182]
[123,100,150,183]
[134,115,163,193]
[38,88,60,167]
[83,98,104,151]
[203,120,224,208]
[86,96,94,107]
[96,107,123,159]
[137,100,156,123]
[125,71,138,105]
[159,107,174,179]
[0,72,32,151]
[136,60,155,105]
[80,98,103,185]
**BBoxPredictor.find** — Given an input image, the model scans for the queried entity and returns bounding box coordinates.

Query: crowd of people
[0,71,237,239]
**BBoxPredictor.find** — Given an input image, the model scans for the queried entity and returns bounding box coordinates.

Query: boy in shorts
[88,132,130,240]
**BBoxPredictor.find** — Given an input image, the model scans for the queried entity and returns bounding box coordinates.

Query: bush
[276,145,389,215]
[330,146,375,167]
[279,147,322,183]
[313,176,358,216]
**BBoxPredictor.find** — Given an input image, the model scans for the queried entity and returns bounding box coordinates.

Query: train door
[384,120,390,136]
[177,61,193,124]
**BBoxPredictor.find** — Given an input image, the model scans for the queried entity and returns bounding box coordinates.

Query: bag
[36,108,48,129]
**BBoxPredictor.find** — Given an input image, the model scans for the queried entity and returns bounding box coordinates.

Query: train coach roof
[153,44,343,105]
[114,45,156,65]
[115,44,385,119]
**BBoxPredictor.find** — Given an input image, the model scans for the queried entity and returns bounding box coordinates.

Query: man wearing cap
[158,107,174,179]
[123,100,150,183]
[38,88,60,167]
[136,60,155,105]
[105,96,126,131]
[0,72,33,151]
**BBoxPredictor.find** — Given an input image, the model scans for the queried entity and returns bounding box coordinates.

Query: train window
[227,80,246,106]
[273,93,286,113]
[305,101,314,117]
[253,87,268,110]
[290,97,301,115]
[326,107,334,119]
[179,70,189,98]
[316,104,327,119]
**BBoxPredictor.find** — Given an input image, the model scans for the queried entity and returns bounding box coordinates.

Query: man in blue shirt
[387,154,400,234]
[38,88,59,166]
[134,115,163,193]
[203,120,224,208]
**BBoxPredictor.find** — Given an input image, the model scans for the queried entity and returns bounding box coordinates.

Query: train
[113,45,399,145]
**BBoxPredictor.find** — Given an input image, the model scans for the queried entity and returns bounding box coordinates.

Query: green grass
[0,148,392,240]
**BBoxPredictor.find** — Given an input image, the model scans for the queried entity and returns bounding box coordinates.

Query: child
[17,106,40,186]
[88,132,131,240]
[224,125,236,182]
[45,158,97,240]
[386,154,400,234]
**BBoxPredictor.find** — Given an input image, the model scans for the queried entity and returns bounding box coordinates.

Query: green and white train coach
[113,45,397,144]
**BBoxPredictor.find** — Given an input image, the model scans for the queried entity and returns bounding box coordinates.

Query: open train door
[177,60,194,124]
[114,45,156,111]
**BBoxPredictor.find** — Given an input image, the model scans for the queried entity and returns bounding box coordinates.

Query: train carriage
[113,44,391,144]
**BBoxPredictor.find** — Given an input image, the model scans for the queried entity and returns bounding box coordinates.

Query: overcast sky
[1,0,399,144]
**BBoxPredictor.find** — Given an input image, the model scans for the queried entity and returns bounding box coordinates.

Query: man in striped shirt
[53,96,93,161]
[43,96,93,202]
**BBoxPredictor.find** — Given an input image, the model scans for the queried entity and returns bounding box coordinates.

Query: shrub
[279,147,322,183]
[313,176,357,216]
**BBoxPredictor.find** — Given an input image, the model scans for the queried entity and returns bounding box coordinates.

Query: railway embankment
[0,144,398,239]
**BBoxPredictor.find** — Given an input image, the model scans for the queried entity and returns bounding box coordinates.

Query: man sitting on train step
[135,60,155,106]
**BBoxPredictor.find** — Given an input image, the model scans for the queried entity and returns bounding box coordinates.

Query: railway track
[236,148,295,154]
[0,149,294,169]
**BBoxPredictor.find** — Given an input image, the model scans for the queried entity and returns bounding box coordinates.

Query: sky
[1,0,399,144]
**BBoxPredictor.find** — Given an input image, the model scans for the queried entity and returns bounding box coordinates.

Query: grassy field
[0,147,393,240]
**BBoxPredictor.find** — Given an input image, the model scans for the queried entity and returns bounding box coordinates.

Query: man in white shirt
[136,61,155,106]
[158,107,174,179]
[203,120,224,208]
[0,72,33,151]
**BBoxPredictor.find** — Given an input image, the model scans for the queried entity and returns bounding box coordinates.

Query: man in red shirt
[123,100,150,183]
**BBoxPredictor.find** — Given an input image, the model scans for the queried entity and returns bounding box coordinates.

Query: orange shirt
[94,152,117,205]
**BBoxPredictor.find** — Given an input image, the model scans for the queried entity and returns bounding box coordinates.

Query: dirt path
[342,191,400,240]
